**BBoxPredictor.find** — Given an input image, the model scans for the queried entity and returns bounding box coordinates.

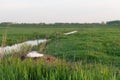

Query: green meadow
[0,24,120,80]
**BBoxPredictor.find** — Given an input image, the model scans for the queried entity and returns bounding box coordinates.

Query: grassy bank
[0,58,120,80]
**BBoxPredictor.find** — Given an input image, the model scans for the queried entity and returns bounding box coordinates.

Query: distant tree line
[1,20,120,25]
[106,20,120,25]
[0,22,101,25]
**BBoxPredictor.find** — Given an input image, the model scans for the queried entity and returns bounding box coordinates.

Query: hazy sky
[0,0,120,23]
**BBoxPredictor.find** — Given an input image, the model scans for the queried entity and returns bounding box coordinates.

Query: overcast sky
[0,0,120,23]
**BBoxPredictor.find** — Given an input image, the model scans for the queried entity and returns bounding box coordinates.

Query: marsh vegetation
[0,24,120,80]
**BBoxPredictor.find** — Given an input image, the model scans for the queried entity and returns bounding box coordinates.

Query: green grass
[0,24,120,80]
[0,58,120,80]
